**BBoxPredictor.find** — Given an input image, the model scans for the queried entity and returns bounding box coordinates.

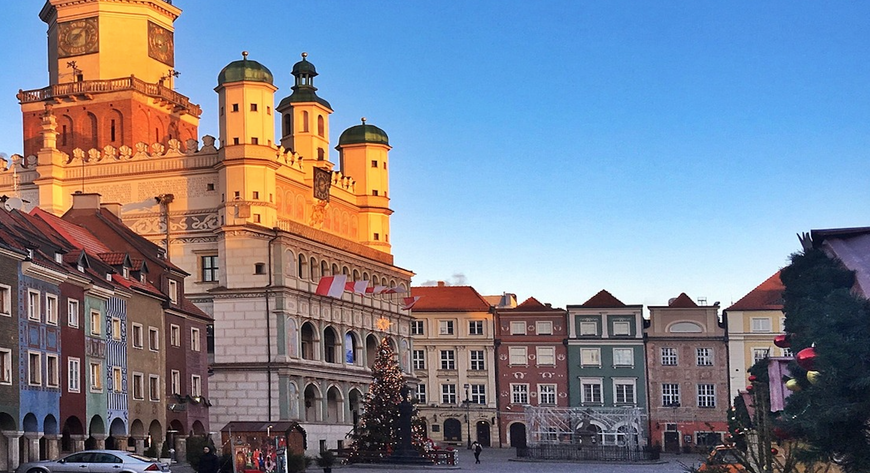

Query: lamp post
[463,383,472,449]
[668,401,680,454]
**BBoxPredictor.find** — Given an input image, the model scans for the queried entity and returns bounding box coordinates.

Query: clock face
[58,18,99,58]
[148,22,174,66]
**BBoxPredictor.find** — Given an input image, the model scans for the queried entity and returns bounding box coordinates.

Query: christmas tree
[779,248,870,473]
[347,337,425,461]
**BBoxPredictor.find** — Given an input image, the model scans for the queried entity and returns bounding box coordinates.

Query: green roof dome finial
[337,117,390,147]
[217,51,274,86]
[277,51,332,110]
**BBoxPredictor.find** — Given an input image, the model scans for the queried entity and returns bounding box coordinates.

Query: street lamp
[463,383,472,449]
[668,402,680,454]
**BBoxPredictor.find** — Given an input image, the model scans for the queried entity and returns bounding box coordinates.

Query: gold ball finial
[361,117,367,124]
[242,51,249,59]
[301,52,308,59]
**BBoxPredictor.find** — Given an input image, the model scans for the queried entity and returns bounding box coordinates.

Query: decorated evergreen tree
[347,337,425,461]
[779,248,870,473]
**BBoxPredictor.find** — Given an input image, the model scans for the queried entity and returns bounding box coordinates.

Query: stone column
[1,430,22,472]
[132,435,147,455]
[91,433,107,450]
[23,432,41,462]
[174,437,187,463]
[44,434,60,460]
[71,434,88,453]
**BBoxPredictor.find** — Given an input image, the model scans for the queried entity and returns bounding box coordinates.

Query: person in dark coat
[472,441,482,464]
[199,446,221,473]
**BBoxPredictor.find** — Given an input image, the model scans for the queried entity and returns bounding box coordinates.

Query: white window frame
[28,351,42,385]
[46,353,59,388]
[67,357,80,392]
[171,369,181,395]
[149,375,161,401]
[579,320,597,336]
[68,299,79,328]
[168,279,178,304]
[411,320,424,335]
[612,347,634,367]
[191,327,201,352]
[470,350,485,370]
[662,383,680,406]
[536,346,556,366]
[191,374,202,397]
[536,320,553,335]
[698,383,716,408]
[415,384,427,403]
[661,347,677,366]
[612,320,631,336]
[469,320,484,335]
[613,378,637,405]
[28,290,40,321]
[131,323,143,349]
[412,350,426,370]
[90,310,101,336]
[46,294,58,325]
[112,366,123,392]
[440,350,455,370]
[538,384,557,405]
[510,321,526,335]
[696,347,713,366]
[511,383,529,404]
[132,372,144,400]
[580,348,601,367]
[89,361,102,392]
[751,317,772,333]
[509,346,527,366]
[111,317,122,341]
[580,377,603,405]
[0,348,12,385]
[0,284,11,316]
[149,327,160,351]
[470,384,486,404]
[438,320,454,335]
[170,324,181,347]
[753,348,770,363]
[441,384,456,404]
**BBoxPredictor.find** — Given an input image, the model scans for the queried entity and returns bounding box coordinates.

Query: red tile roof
[668,293,698,308]
[98,252,128,266]
[410,285,491,312]
[726,271,784,311]
[580,289,627,308]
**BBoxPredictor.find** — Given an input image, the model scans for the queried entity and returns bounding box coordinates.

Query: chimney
[437,281,446,287]
[71,192,101,210]
[101,202,122,217]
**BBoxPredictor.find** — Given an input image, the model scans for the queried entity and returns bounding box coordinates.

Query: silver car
[16,450,171,473]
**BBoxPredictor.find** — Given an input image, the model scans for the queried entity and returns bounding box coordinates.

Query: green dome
[338,121,390,147]
[292,55,317,77]
[217,55,274,86]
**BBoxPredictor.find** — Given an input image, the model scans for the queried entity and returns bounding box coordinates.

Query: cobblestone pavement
[168,449,706,473]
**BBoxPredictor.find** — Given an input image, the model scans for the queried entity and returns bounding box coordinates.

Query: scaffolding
[524,406,648,448]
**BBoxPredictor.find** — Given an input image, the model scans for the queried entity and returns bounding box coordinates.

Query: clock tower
[19,0,200,159]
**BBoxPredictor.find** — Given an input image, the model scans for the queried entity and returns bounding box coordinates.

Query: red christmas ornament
[774,334,791,348]
[771,448,779,455]
[748,375,758,382]
[746,385,754,392]
[796,347,817,371]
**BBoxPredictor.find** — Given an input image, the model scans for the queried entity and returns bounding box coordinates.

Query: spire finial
[301,52,308,59]
[361,117,367,124]
[242,51,249,60]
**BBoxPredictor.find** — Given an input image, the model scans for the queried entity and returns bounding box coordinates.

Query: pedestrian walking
[199,445,221,473]
[472,441,482,464]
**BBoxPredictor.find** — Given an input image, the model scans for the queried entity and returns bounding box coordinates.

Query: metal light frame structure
[524,406,647,448]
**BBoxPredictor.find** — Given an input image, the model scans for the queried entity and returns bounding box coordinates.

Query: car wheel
[27,468,47,473]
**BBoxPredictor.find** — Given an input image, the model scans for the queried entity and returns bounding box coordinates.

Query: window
[470,384,486,404]
[170,324,181,347]
[67,357,80,392]
[510,321,526,335]
[46,295,58,325]
[0,284,11,316]
[753,348,770,363]
[536,321,553,335]
[149,327,159,351]
[511,384,529,404]
[539,384,557,405]
[696,348,713,366]
[751,317,772,333]
[171,370,181,395]
[191,327,201,352]
[112,367,122,392]
[698,383,716,408]
[579,320,597,336]
[371,160,378,168]
[441,384,456,404]
[411,320,424,335]
[781,347,793,357]
[412,350,425,370]
[202,255,218,282]
[28,290,40,321]
[47,354,59,388]
[470,350,485,370]
[132,373,144,400]
[131,323,143,349]
[68,299,79,328]
[28,352,41,385]
[536,346,556,366]
[111,317,121,341]
[580,348,601,367]
[0,349,11,385]
[250,103,258,112]
[149,375,161,401]
[440,350,455,370]
[415,384,426,403]
[612,320,631,336]
[612,348,633,367]
[90,310,101,336]
[438,320,454,335]
[509,346,527,366]
[191,375,202,397]
[662,383,680,406]
[469,320,484,335]
[168,280,178,304]
[614,379,636,405]
[580,378,603,404]
[661,347,677,366]
[90,362,102,391]
[232,103,239,112]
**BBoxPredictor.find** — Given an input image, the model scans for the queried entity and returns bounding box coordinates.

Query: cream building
[5,0,415,454]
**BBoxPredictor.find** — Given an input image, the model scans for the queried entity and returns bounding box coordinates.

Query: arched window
[352,269,360,281]
[285,250,296,277]
[332,264,339,276]
[301,323,316,360]
[317,147,325,161]
[321,260,329,277]
[317,115,325,137]
[298,254,308,279]
[301,111,309,133]
[311,257,319,280]
[283,115,292,136]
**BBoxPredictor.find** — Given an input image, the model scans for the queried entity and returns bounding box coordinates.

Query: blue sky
[1,1,868,310]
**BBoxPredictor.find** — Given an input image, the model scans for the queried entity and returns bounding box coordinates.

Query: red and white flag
[402,296,421,310]
[384,286,408,294]
[366,285,387,295]
[345,280,368,294]
[316,275,347,298]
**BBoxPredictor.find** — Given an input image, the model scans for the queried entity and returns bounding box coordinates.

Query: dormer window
[55,253,63,264]
[123,267,130,279]
[77,264,84,273]
[26,249,34,259]
[105,273,112,281]
[168,280,178,304]
[140,273,146,283]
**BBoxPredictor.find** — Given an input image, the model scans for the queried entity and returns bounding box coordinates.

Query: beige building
[723,271,787,401]
[5,0,415,454]
[409,283,499,448]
